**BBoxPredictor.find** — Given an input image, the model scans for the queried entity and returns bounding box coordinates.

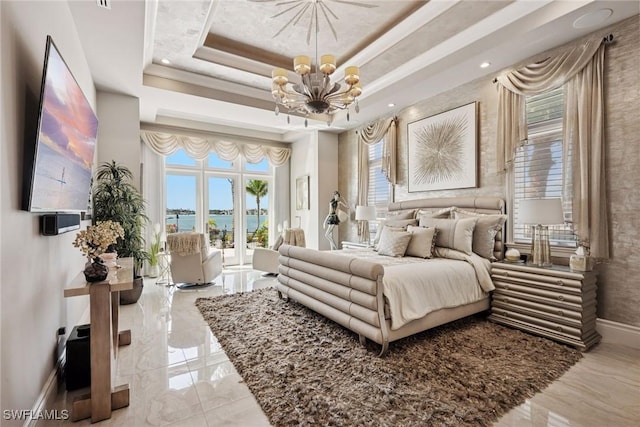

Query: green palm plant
[92,161,149,273]
[245,179,268,237]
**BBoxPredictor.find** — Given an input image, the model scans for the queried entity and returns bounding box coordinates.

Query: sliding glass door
[206,175,238,265]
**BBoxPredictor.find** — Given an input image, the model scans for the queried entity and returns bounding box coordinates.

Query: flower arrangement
[73,220,125,260]
[148,223,162,267]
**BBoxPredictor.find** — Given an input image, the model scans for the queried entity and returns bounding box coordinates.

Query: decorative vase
[83,258,109,283]
[148,264,159,278]
[99,251,118,267]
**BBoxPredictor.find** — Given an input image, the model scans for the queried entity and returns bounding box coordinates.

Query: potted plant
[92,161,149,304]
[147,223,162,278]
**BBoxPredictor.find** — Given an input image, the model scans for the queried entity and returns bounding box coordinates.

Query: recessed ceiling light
[161,58,171,65]
[388,103,395,107]
[573,9,612,29]
[480,61,491,69]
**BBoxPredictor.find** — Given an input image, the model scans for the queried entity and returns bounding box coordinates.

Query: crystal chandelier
[270,29,362,127]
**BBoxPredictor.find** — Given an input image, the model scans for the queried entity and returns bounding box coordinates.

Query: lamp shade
[355,205,376,221]
[518,198,564,225]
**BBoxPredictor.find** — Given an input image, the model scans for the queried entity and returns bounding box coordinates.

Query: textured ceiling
[90,0,636,137]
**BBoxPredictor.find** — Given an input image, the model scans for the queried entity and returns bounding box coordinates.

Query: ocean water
[166,214,264,234]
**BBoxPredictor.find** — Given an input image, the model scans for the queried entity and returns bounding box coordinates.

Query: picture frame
[407,102,477,192]
[296,175,310,210]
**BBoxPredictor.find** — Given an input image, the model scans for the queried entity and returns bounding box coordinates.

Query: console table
[64,257,133,423]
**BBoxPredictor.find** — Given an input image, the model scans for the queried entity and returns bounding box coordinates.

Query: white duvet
[336,247,494,330]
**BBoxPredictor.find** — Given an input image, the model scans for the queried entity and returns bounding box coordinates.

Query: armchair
[167,232,222,289]
[253,228,306,275]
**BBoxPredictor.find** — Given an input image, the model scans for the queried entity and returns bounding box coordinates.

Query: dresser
[489,261,601,351]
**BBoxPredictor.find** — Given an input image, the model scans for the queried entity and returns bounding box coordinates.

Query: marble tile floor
[38,267,639,427]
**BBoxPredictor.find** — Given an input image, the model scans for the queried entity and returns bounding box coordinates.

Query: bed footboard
[277,245,389,354]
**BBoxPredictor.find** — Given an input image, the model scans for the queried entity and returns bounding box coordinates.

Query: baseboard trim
[27,305,89,427]
[596,318,640,350]
[25,353,65,427]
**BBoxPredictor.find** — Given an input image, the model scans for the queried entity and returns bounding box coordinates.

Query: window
[367,142,390,210]
[512,87,576,247]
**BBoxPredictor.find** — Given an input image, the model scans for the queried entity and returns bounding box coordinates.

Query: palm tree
[245,179,268,237]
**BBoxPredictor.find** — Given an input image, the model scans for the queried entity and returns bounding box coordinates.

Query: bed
[277,197,506,355]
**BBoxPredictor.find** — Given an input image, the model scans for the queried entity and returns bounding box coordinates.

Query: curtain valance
[140,131,291,167]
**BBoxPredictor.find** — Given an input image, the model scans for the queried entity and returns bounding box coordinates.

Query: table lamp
[355,205,376,244]
[518,198,564,267]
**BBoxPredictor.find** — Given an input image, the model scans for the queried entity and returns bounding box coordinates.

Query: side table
[489,261,600,351]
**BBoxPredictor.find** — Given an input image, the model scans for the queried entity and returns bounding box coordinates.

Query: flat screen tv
[23,35,98,213]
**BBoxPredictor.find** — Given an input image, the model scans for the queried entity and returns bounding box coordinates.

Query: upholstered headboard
[387,197,506,260]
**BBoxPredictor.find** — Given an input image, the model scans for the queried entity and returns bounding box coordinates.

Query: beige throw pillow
[377,229,412,257]
[418,217,477,255]
[372,219,418,247]
[405,225,438,258]
[453,209,507,260]
[385,209,416,220]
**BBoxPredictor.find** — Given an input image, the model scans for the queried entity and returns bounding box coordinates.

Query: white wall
[290,133,317,247]
[0,2,93,422]
[289,131,339,250]
[316,132,339,250]
[97,92,141,188]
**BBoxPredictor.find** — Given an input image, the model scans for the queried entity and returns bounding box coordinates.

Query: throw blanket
[335,248,493,330]
[284,228,306,247]
[167,233,202,256]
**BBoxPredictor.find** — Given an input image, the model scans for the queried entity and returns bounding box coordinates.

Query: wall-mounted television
[23,35,98,213]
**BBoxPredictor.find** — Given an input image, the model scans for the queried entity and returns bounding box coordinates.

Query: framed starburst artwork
[407,102,477,192]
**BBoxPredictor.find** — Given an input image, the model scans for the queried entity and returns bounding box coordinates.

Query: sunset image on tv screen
[30,40,97,211]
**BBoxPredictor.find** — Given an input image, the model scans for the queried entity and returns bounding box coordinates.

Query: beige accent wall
[1,1,94,421]
[338,15,640,327]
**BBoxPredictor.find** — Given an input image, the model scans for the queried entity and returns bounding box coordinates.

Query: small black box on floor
[65,324,90,391]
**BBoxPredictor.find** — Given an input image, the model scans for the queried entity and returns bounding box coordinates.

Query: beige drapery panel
[140,131,291,166]
[495,34,609,258]
[356,117,397,239]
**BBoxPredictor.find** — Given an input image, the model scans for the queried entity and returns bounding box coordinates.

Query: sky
[166,150,270,211]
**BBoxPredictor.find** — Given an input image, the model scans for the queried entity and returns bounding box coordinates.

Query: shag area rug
[195,288,582,426]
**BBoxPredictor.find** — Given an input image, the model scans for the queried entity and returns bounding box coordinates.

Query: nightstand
[489,261,600,351]
[340,241,373,249]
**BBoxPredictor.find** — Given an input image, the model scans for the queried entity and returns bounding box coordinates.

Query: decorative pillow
[405,225,438,258]
[374,225,406,251]
[417,207,455,225]
[377,229,412,257]
[418,217,477,255]
[453,209,507,260]
[385,209,416,220]
[271,234,284,251]
[372,219,418,247]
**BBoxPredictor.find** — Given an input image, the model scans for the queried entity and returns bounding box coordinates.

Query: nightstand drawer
[493,268,587,288]
[490,309,582,338]
[491,273,586,295]
[492,299,586,329]
[492,293,589,320]
[493,280,584,304]
[492,288,586,312]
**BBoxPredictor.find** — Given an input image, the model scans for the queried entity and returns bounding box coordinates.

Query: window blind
[513,87,576,247]
[367,142,390,209]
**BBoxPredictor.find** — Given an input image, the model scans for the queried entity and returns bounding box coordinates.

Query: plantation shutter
[513,87,576,246]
